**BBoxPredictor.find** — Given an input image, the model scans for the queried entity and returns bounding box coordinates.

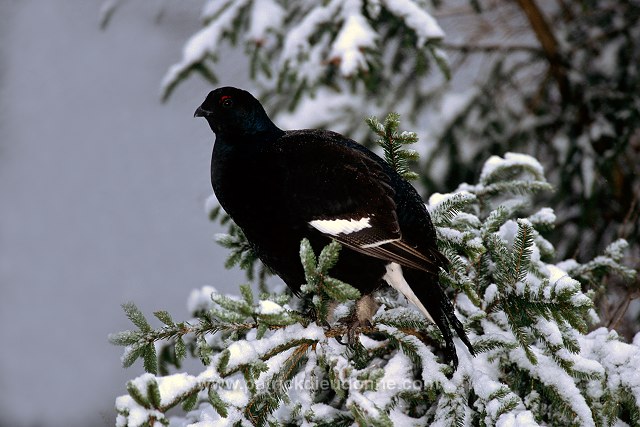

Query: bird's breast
[211,142,290,232]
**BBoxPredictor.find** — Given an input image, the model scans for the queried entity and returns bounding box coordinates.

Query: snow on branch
[154,0,447,101]
[112,145,639,426]
[380,0,444,45]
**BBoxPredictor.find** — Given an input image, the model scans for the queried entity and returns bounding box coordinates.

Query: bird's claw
[336,313,372,346]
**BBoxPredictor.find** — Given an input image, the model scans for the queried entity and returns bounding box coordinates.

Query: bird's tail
[402,267,475,369]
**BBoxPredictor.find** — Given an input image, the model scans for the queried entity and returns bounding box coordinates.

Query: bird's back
[211,128,445,287]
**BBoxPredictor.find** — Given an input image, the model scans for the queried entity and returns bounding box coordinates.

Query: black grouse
[195,87,474,367]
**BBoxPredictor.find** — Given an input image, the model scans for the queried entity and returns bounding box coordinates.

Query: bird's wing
[279,130,443,273]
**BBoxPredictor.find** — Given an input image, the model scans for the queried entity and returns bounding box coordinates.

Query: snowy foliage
[366,113,419,181]
[112,150,639,426]
[419,1,640,265]
[143,0,447,106]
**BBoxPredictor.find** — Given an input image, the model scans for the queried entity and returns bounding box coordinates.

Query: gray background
[0,1,246,425]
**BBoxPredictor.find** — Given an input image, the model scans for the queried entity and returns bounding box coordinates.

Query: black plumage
[195,87,474,367]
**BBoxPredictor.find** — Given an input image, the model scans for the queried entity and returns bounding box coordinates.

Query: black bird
[195,87,474,367]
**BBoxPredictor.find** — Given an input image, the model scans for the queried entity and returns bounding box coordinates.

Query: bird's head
[194,87,279,137]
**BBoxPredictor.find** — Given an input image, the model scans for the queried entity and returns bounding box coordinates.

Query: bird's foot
[335,294,378,345]
[336,313,372,345]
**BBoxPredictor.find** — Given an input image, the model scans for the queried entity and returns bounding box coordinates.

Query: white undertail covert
[382,262,436,323]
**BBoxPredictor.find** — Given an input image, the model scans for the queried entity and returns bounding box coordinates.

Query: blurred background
[1,1,638,425]
[0,1,245,425]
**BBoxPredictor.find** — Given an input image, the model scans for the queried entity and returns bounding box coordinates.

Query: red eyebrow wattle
[220,95,232,103]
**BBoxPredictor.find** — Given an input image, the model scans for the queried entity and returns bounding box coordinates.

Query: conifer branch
[366,113,419,180]
[113,129,639,426]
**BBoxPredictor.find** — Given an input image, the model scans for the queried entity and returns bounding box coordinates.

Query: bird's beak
[194,106,211,118]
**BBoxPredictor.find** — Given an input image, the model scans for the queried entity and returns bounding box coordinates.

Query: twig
[618,194,638,240]
[608,290,640,331]
[515,0,572,105]
[441,42,541,54]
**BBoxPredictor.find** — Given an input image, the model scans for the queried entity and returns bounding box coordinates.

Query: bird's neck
[205,112,285,141]
[215,123,284,144]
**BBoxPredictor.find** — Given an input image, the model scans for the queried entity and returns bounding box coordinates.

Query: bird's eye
[221,96,233,108]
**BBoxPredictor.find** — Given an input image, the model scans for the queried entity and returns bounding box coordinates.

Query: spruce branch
[113,144,639,425]
[209,201,272,290]
[565,239,637,289]
[299,238,361,324]
[366,113,419,180]
[511,219,535,283]
[429,191,478,228]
